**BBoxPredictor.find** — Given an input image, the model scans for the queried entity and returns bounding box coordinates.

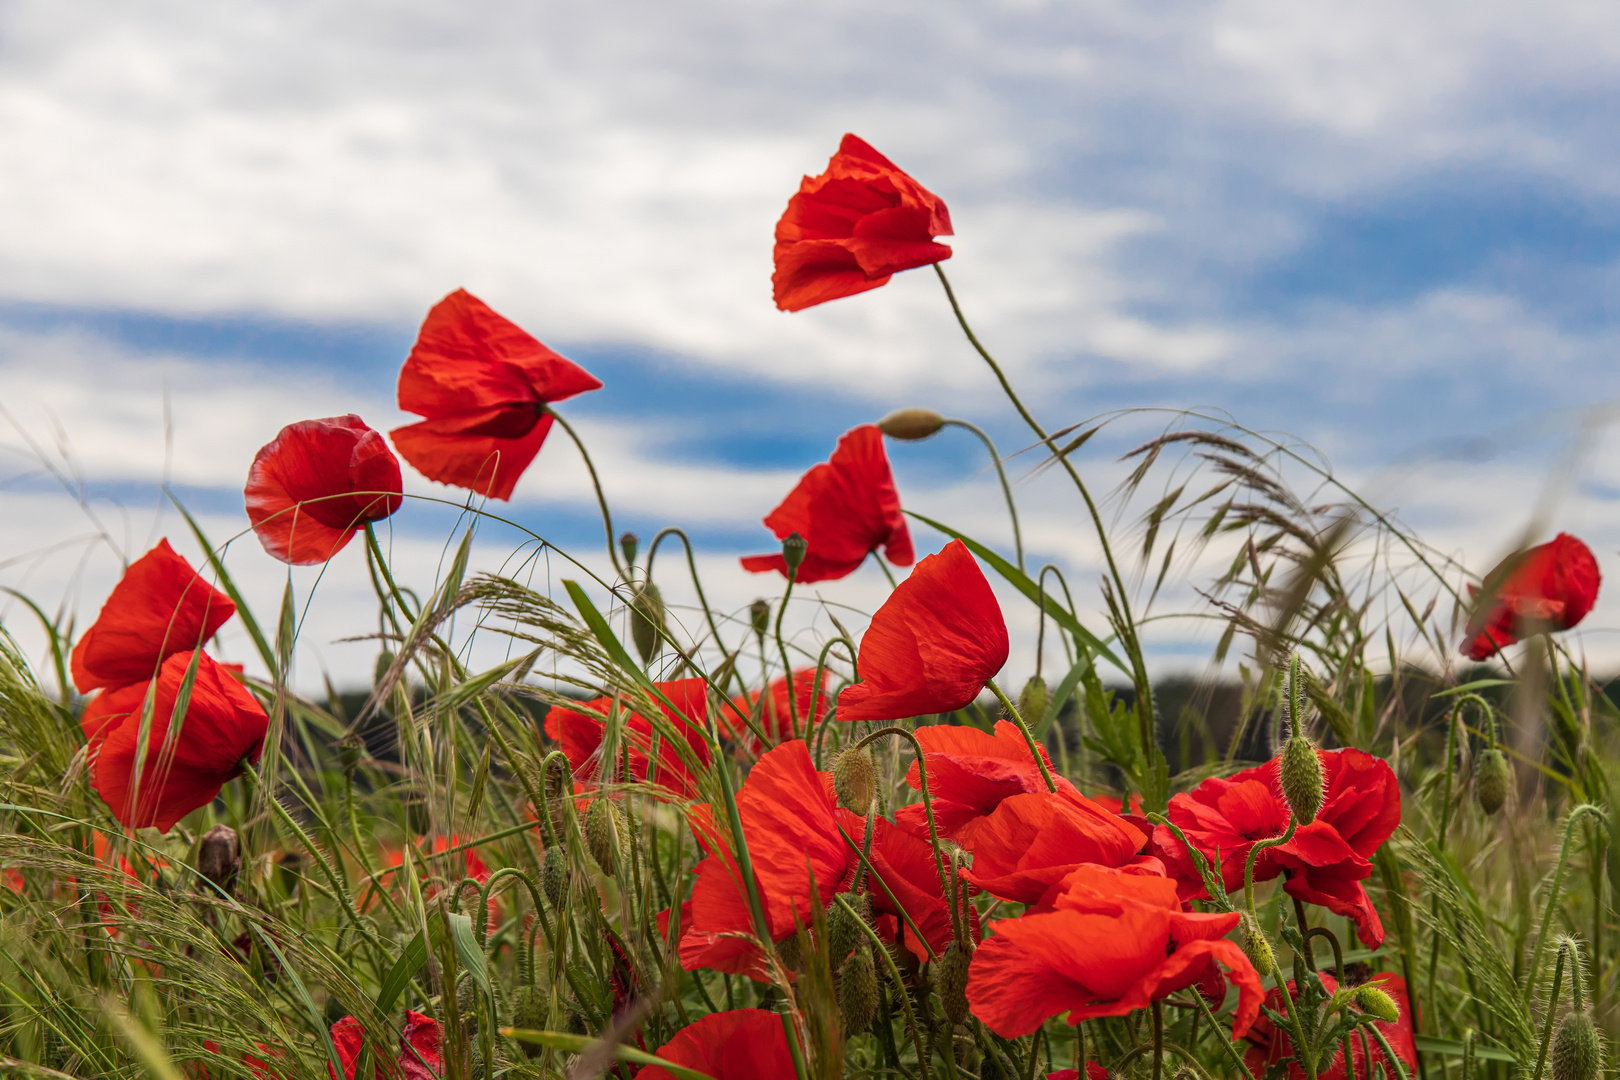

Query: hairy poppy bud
[839,946,879,1036]
[542,845,570,908]
[1552,1011,1604,1080]
[776,931,804,973]
[630,582,665,664]
[827,893,871,967]
[1242,914,1274,977]
[512,984,550,1057]
[749,599,771,637]
[1280,735,1324,824]
[877,407,946,441]
[939,940,972,1025]
[833,748,877,816]
[336,732,365,775]
[619,531,639,569]
[1017,675,1049,727]
[1476,748,1510,815]
[585,799,624,876]
[782,532,808,578]
[1355,984,1401,1024]
[198,824,241,895]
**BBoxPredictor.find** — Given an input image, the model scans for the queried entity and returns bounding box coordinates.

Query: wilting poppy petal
[741,425,913,583]
[1245,973,1417,1080]
[392,289,601,501]
[542,678,712,800]
[1463,533,1601,660]
[86,650,269,833]
[70,539,235,694]
[836,540,1008,724]
[245,414,403,565]
[635,1008,794,1080]
[773,134,953,312]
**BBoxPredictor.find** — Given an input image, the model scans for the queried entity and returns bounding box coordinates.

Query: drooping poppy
[543,678,712,800]
[773,134,953,312]
[740,425,914,583]
[634,1009,794,1080]
[83,650,269,833]
[966,865,1263,1040]
[391,289,603,501]
[960,790,1163,905]
[329,1010,442,1080]
[1151,746,1400,947]
[1244,973,1418,1080]
[893,720,1066,849]
[70,539,235,695]
[245,415,403,565]
[1462,533,1601,660]
[836,540,1008,724]
[724,668,830,747]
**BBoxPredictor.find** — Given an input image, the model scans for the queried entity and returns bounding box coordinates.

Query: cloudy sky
[3,0,1619,690]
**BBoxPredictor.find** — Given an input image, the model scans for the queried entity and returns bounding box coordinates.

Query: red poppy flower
[391,289,602,501]
[740,425,914,583]
[966,865,1262,1040]
[1048,1066,1109,1080]
[1244,973,1417,1080]
[635,1009,793,1080]
[960,790,1163,905]
[329,1010,442,1080]
[70,539,235,695]
[1463,533,1601,660]
[773,134,953,312]
[543,678,712,800]
[1151,747,1400,947]
[724,668,830,747]
[847,811,978,963]
[245,415,403,565]
[836,540,1008,724]
[892,720,1064,849]
[82,650,269,833]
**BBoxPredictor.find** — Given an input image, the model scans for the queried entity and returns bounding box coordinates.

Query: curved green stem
[854,725,961,941]
[1525,804,1605,1004]
[836,894,932,1080]
[1530,938,1570,1080]
[547,409,624,579]
[1245,818,1299,919]
[1193,986,1258,1080]
[986,678,1056,793]
[805,636,857,767]
[772,571,801,737]
[644,527,737,688]
[943,417,1024,573]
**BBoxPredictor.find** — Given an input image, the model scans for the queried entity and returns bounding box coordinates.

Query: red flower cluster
[741,424,914,583]
[636,1008,792,1080]
[1245,973,1418,1080]
[1463,532,1601,660]
[543,677,713,800]
[245,414,402,565]
[329,1010,442,1080]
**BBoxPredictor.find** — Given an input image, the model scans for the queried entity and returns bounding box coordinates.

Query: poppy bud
[374,650,395,686]
[630,582,665,664]
[939,940,972,1025]
[1476,748,1510,815]
[542,845,570,909]
[1280,735,1324,824]
[336,732,365,775]
[776,930,804,974]
[1241,914,1274,977]
[1355,984,1401,1024]
[619,531,639,569]
[749,598,772,637]
[585,799,624,875]
[1552,1011,1604,1080]
[1016,675,1049,727]
[877,407,946,441]
[827,892,871,968]
[782,532,808,579]
[833,748,877,816]
[198,824,241,895]
[839,946,879,1036]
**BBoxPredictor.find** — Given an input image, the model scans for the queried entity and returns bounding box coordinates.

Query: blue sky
[3,0,1620,686]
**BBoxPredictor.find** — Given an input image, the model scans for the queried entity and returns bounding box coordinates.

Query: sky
[3,0,1620,692]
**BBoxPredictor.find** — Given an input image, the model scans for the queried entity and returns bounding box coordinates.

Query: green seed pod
[1476,749,1510,815]
[512,985,550,1058]
[630,582,665,664]
[1280,735,1324,824]
[938,940,972,1025]
[1242,915,1274,977]
[619,531,639,569]
[877,407,946,441]
[833,748,877,816]
[1016,675,1049,728]
[1355,984,1401,1024]
[839,946,879,1036]
[749,599,771,637]
[776,931,804,974]
[782,532,808,578]
[1552,1010,1604,1080]
[585,799,623,876]
[542,844,570,909]
[827,893,871,967]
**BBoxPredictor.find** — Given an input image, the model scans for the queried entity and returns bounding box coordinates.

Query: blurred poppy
[329,1010,442,1080]
[83,650,269,833]
[960,790,1162,905]
[543,678,712,800]
[893,720,1063,849]
[70,539,235,694]
[740,425,914,582]
[836,540,1008,724]
[966,865,1262,1039]
[724,668,829,747]
[1244,973,1417,1080]
[773,134,953,312]
[1047,1067,1110,1080]
[635,1008,793,1080]
[1151,747,1400,947]
[376,836,501,929]
[391,289,602,501]
[245,415,403,565]
[1463,533,1601,660]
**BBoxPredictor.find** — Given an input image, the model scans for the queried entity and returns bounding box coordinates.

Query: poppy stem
[1524,804,1604,1007]
[984,678,1057,793]
[773,573,801,737]
[835,892,933,1080]
[941,418,1025,574]
[1243,817,1297,921]
[1193,988,1259,1080]
[1152,999,1165,1080]
[546,409,625,579]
